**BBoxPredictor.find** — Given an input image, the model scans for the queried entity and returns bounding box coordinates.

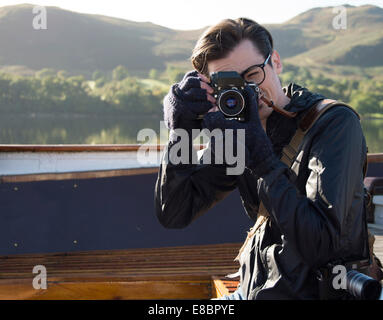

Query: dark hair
[191,18,274,76]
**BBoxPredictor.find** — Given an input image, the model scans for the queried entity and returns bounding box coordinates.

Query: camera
[210,71,259,122]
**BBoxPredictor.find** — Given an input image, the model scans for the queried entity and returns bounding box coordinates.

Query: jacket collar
[266,83,325,158]
[282,83,325,113]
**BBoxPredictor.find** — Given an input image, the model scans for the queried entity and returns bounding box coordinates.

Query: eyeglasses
[240,53,271,86]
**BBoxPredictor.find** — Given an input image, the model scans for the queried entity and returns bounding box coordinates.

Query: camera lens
[218,89,245,117]
[225,98,238,109]
[346,270,382,300]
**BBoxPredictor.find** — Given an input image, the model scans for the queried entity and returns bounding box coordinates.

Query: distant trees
[0,64,382,117]
[112,65,130,81]
[35,68,57,79]
[349,81,383,115]
[148,68,159,79]
[166,65,184,83]
[0,69,167,116]
[92,70,104,81]
[280,64,383,116]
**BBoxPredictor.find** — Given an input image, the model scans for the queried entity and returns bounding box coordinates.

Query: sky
[0,0,382,29]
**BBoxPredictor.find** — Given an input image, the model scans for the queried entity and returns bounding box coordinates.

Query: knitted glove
[202,86,278,177]
[163,70,213,138]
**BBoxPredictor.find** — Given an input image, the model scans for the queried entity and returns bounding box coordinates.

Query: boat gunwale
[0,144,380,162]
[0,144,205,152]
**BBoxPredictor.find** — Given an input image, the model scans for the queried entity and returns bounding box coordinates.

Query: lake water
[0,114,382,153]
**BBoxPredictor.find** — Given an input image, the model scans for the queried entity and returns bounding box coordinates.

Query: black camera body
[210,71,258,122]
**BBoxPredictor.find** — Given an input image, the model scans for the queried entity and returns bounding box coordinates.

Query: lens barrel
[346,270,382,300]
[217,89,245,117]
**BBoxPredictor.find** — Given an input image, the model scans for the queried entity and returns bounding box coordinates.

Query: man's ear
[271,50,283,74]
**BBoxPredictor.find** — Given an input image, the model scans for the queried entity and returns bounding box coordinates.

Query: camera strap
[235,99,362,261]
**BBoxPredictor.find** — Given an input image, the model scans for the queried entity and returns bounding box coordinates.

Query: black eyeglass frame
[240,53,271,86]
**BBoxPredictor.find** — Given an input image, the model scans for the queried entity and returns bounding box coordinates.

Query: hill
[282,5,383,68]
[0,3,382,77]
[0,3,201,76]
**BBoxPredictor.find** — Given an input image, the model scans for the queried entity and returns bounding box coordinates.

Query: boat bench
[0,243,241,300]
[2,236,382,300]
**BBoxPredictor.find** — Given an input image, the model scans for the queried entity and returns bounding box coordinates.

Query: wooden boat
[0,145,382,299]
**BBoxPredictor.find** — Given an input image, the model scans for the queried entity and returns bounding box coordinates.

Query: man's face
[207,39,283,122]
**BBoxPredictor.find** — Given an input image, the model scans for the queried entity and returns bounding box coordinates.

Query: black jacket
[154,83,369,299]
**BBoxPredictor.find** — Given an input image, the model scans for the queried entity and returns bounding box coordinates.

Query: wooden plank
[211,276,230,298]
[0,278,212,300]
[1,167,159,183]
[213,277,241,298]
[0,144,163,152]
[368,154,383,164]
[0,144,379,162]
[0,144,206,153]
[2,238,381,299]
[0,243,241,300]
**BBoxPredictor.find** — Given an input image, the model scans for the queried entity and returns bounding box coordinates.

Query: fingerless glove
[163,70,213,137]
[202,86,278,177]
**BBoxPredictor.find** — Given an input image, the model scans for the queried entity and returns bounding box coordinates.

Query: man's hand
[202,86,276,176]
[163,70,216,134]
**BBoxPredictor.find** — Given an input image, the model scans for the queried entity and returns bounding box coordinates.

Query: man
[154,18,371,299]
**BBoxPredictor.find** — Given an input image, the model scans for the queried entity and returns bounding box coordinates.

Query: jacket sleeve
[155,139,238,228]
[257,106,367,268]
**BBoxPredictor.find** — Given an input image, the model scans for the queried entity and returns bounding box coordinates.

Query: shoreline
[2,113,162,119]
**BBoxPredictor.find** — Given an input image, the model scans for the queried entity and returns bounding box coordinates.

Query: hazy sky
[1,0,382,29]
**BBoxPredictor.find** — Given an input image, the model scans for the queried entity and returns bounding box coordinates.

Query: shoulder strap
[300,99,360,133]
[281,99,360,168]
[235,99,361,261]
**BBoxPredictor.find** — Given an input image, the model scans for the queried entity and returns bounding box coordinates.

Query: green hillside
[0,4,382,148]
[0,3,382,78]
[283,5,383,70]
[0,3,201,76]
